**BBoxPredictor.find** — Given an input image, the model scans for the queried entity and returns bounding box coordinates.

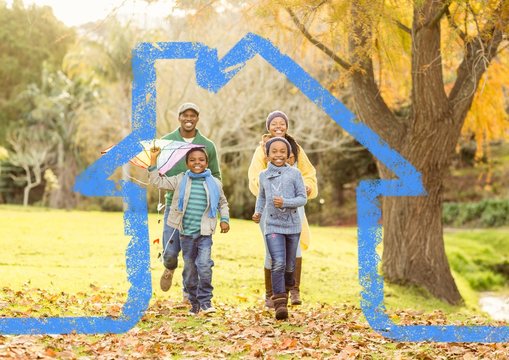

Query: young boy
[252,137,307,320]
[149,146,230,315]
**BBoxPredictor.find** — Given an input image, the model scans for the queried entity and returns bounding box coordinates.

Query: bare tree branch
[348,1,406,149]
[413,0,452,34]
[425,1,451,29]
[395,19,412,34]
[445,6,466,41]
[285,7,351,70]
[448,4,507,133]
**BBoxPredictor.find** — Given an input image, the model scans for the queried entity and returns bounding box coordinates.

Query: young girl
[252,137,307,320]
[149,147,230,315]
[248,110,317,308]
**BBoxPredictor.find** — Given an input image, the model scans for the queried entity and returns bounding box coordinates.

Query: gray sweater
[255,163,307,235]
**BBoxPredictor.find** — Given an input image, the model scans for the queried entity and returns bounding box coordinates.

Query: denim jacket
[255,163,307,235]
[149,170,229,235]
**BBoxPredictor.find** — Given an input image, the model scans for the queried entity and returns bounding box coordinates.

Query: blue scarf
[178,169,220,218]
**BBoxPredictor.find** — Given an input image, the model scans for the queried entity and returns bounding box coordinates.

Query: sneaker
[201,304,216,314]
[188,304,200,316]
[160,268,174,292]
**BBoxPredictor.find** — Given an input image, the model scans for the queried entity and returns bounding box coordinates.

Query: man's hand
[252,213,261,223]
[273,196,283,208]
[220,221,230,233]
[150,146,161,166]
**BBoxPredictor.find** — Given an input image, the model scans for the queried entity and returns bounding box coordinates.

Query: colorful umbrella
[101,139,205,175]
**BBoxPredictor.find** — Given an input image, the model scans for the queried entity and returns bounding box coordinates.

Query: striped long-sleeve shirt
[182,178,208,235]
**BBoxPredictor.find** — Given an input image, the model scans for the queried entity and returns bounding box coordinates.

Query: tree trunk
[381,2,463,304]
[348,0,466,304]
[381,163,462,304]
[382,197,461,304]
[22,164,42,207]
[49,142,78,209]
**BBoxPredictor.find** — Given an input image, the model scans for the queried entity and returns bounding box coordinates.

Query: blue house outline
[1,32,505,342]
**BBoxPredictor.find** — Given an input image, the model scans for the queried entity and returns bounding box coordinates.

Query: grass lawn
[1,204,505,321]
[3,205,509,358]
[0,205,360,312]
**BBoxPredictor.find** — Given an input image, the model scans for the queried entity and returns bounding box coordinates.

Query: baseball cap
[178,102,200,115]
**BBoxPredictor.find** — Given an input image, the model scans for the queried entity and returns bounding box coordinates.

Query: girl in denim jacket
[252,137,307,320]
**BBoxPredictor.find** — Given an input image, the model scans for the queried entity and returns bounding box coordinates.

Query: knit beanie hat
[266,110,289,131]
[265,136,291,158]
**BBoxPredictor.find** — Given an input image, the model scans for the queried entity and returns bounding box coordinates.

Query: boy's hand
[273,196,283,208]
[252,213,261,223]
[150,146,161,166]
[220,221,230,233]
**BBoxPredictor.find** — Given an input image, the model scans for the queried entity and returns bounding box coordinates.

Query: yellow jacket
[248,134,318,250]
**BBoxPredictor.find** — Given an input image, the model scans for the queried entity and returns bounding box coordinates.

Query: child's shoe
[201,303,216,315]
[272,293,288,320]
[160,268,174,292]
[290,287,301,305]
[188,303,200,316]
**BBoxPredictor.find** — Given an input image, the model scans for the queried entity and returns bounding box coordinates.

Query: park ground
[1,206,509,358]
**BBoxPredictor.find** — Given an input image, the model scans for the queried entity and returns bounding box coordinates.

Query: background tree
[248,0,509,304]
[0,0,74,146]
[6,126,52,206]
[63,19,160,212]
[14,67,98,208]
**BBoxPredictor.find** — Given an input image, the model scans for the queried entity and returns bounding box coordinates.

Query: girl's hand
[220,222,230,233]
[252,213,261,223]
[150,146,161,166]
[273,196,283,208]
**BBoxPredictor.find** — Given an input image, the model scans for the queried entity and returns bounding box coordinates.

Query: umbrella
[101,139,205,175]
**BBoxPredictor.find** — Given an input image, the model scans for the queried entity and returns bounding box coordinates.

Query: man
[159,102,221,302]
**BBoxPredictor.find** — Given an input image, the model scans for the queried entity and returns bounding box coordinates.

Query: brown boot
[272,293,288,320]
[290,257,302,305]
[160,268,175,292]
[264,268,274,308]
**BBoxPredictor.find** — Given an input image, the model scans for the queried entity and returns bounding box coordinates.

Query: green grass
[445,228,509,291]
[1,204,507,321]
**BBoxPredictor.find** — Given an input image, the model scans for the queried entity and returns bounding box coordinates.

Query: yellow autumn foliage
[249,0,509,156]
[463,58,509,159]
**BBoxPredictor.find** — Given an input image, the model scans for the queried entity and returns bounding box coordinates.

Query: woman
[248,110,318,308]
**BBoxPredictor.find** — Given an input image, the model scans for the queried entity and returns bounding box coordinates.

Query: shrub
[443,199,509,227]
[465,271,506,291]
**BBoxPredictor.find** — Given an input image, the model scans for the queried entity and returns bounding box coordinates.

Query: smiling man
[158,103,221,302]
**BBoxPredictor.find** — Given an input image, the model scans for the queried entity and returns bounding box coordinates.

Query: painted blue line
[3,32,503,341]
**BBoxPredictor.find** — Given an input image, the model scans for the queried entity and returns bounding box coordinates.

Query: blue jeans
[162,207,188,294]
[260,208,303,269]
[180,234,214,308]
[162,207,180,270]
[265,233,300,295]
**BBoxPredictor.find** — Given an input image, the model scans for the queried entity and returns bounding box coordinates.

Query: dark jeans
[162,207,180,270]
[265,233,300,295]
[162,207,188,294]
[180,234,214,308]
